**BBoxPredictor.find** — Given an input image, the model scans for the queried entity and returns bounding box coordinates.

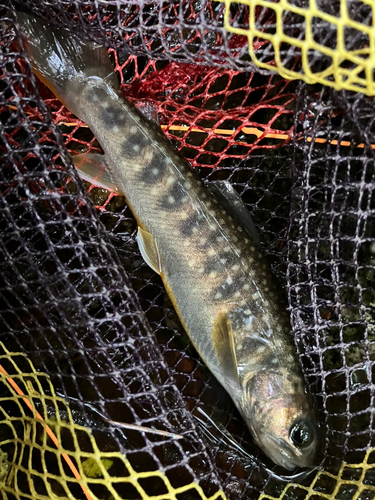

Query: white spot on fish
[219,219,225,225]
[151,187,159,196]
[133,144,140,152]
[102,101,109,108]
[167,177,174,186]
[192,227,198,234]
[185,181,192,189]
[224,246,231,253]
[243,284,250,290]
[252,292,259,300]
[234,291,241,298]
[215,292,222,299]
[173,229,179,236]
[220,258,227,264]
[208,248,215,257]
[209,272,217,278]
[130,126,137,134]
[226,276,233,285]
[168,196,174,204]
[232,264,239,271]
[152,168,159,175]
[113,125,120,133]
[244,309,251,315]
[257,346,266,354]
[271,358,278,364]
[198,267,205,273]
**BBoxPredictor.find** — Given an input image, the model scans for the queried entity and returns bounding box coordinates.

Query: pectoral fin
[208,180,261,251]
[212,312,239,384]
[136,227,161,275]
[72,153,123,194]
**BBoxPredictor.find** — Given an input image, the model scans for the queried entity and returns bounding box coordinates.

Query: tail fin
[16,12,118,109]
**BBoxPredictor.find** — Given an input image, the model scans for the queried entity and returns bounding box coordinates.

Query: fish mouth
[262,434,311,471]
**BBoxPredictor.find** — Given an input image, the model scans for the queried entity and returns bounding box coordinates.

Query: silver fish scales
[18,11,319,470]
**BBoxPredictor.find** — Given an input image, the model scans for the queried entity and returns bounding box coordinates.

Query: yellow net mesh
[260,455,375,500]
[1,341,374,500]
[0,342,227,500]
[221,0,375,95]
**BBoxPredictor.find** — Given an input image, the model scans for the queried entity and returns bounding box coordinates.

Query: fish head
[240,369,319,470]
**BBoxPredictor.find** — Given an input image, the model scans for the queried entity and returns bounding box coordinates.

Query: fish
[17,12,319,470]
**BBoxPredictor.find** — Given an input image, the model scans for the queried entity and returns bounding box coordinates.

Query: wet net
[0,1,375,499]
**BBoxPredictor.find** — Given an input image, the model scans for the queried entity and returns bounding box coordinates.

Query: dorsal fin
[208,180,262,251]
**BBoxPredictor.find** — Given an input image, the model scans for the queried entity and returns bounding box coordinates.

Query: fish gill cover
[0,0,374,499]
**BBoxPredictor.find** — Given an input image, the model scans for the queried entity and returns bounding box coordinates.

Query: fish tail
[16,12,118,112]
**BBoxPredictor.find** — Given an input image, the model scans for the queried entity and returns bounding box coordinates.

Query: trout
[17,12,319,469]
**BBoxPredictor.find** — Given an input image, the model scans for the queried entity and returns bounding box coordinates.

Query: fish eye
[289,420,315,448]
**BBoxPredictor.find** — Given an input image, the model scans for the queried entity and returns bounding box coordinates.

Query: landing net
[0,1,374,499]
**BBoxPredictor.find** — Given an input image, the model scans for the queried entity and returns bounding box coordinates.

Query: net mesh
[0,1,375,499]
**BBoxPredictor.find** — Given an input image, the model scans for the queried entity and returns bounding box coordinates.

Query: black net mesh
[1,1,375,499]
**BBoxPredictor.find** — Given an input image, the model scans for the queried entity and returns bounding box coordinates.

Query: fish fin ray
[136,227,161,275]
[212,312,240,384]
[72,153,122,194]
[208,180,262,251]
[17,12,118,112]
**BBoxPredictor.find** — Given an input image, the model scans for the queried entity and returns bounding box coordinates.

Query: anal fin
[73,153,123,194]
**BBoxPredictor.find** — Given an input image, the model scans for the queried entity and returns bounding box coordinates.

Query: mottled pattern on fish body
[69,79,298,386]
[17,11,318,468]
